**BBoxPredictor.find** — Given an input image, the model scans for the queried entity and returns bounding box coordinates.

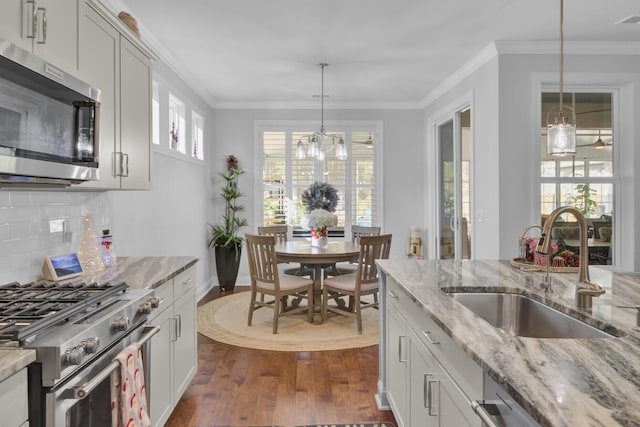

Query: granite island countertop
[377,259,640,427]
[0,256,199,383]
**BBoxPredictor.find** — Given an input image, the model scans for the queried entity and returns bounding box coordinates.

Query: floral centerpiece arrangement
[302,208,338,239]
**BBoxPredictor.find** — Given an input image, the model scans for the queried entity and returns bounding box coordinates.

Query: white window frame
[533,74,626,268]
[168,93,186,154]
[152,80,160,145]
[254,120,384,238]
[191,111,204,160]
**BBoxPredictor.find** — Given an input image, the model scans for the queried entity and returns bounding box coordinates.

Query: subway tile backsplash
[0,190,110,284]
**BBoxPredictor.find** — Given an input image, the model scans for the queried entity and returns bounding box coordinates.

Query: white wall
[109,60,212,297]
[423,56,501,260]
[210,108,425,284]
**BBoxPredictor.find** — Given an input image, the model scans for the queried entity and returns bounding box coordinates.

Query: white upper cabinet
[0,0,81,74]
[77,1,153,190]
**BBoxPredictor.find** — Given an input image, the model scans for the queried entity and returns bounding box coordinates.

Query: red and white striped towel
[111,344,150,427]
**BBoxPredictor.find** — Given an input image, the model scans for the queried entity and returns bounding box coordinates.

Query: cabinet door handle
[25,0,38,39]
[388,290,398,299]
[182,278,193,285]
[123,153,129,177]
[422,330,440,345]
[37,7,47,44]
[427,379,439,416]
[171,316,178,341]
[398,335,406,362]
[423,373,431,408]
[176,314,182,338]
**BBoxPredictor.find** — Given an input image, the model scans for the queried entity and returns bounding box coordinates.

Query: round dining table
[275,240,360,318]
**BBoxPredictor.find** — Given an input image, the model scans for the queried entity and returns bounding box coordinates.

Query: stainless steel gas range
[0,280,159,427]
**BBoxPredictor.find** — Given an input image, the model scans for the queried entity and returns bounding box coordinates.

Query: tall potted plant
[208,155,248,291]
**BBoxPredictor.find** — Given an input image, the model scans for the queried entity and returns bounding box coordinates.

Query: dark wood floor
[165,286,396,427]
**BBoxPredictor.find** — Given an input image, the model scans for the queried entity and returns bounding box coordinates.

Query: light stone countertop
[0,256,199,383]
[377,259,640,427]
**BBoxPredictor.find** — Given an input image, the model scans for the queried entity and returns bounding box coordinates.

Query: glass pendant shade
[307,136,319,157]
[335,139,347,160]
[546,105,576,156]
[296,140,306,159]
[316,148,325,161]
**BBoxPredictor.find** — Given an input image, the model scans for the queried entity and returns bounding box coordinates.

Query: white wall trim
[495,40,640,55]
[425,91,475,260]
[531,71,636,270]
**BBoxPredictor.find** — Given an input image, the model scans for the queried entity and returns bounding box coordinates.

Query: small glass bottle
[100,229,117,267]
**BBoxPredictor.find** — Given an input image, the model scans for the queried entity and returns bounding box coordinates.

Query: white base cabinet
[0,368,29,427]
[148,266,198,427]
[385,277,482,427]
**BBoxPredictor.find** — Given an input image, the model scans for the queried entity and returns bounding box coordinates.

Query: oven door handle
[73,326,160,399]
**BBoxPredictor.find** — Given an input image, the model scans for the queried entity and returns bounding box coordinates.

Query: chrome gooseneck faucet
[536,206,605,309]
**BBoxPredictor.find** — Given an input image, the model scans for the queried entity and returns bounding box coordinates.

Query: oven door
[37,325,159,427]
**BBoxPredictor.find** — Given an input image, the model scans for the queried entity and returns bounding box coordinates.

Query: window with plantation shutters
[259,123,381,236]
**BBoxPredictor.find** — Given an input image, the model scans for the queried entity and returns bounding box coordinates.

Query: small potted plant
[208,155,248,291]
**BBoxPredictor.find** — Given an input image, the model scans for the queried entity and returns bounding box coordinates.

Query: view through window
[540,92,614,264]
[262,127,379,236]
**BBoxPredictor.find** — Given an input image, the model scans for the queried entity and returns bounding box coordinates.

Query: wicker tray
[510,258,578,273]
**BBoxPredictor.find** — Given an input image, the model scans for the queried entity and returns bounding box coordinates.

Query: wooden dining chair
[327,225,382,277]
[245,234,314,334]
[257,225,311,277]
[322,234,392,334]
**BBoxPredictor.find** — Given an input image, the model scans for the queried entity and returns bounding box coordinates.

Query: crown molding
[494,40,640,55]
[97,0,219,108]
[419,42,499,109]
[210,100,423,110]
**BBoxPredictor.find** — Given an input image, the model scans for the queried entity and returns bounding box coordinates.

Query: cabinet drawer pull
[182,277,193,285]
[176,314,182,338]
[398,335,406,362]
[427,379,439,416]
[388,290,398,299]
[422,330,440,345]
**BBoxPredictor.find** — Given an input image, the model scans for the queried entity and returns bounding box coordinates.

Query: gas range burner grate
[0,281,129,342]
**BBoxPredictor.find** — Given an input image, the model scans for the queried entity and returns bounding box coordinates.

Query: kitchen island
[376,259,640,427]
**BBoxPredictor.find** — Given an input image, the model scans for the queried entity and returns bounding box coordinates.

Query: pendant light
[296,63,347,161]
[546,0,576,157]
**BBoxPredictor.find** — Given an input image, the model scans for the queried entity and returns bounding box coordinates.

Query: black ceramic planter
[215,245,242,292]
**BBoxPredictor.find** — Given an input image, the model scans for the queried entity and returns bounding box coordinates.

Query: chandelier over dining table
[295,63,348,161]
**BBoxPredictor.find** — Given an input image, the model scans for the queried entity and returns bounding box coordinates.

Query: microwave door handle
[73,326,160,399]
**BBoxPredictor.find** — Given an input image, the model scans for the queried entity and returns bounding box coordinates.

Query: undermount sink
[446,292,618,339]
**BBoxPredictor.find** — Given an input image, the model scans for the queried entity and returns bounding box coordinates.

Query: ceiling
[106,0,640,108]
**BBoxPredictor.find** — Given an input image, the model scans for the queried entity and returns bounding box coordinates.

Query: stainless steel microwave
[0,38,101,186]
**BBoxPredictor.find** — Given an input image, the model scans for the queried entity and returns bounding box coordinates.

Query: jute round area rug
[197,291,379,351]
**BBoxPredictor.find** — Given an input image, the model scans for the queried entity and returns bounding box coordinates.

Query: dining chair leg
[321,286,328,322]
[248,288,257,326]
[355,296,363,335]
[307,289,314,323]
[273,296,280,334]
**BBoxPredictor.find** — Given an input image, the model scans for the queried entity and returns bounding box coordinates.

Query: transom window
[260,124,381,236]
